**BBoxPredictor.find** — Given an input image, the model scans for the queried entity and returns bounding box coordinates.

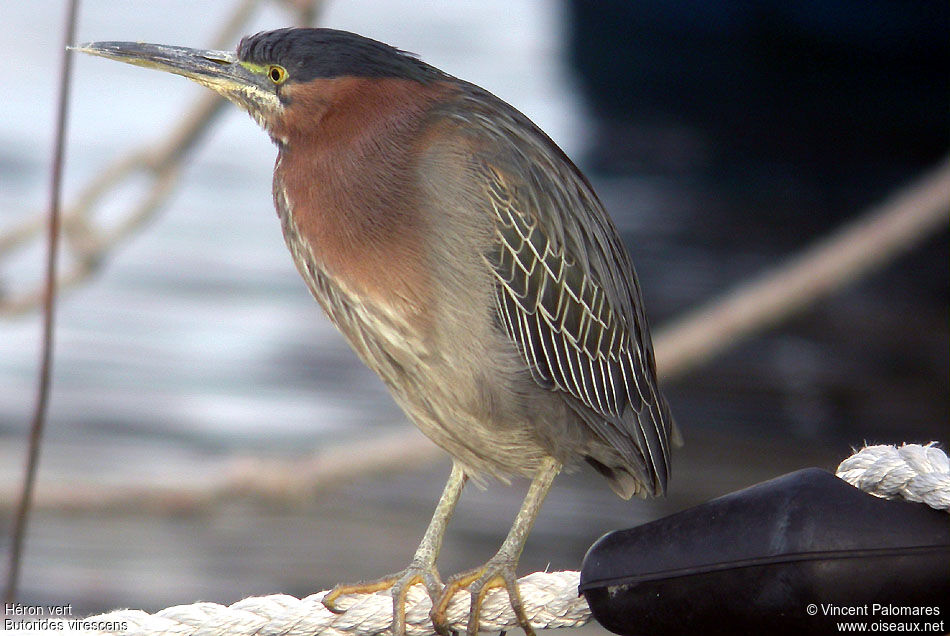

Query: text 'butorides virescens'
[77,27,675,636]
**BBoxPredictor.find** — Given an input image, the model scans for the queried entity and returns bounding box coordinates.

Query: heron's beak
[74,41,280,119]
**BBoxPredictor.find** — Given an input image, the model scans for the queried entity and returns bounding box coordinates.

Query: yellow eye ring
[268,65,287,84]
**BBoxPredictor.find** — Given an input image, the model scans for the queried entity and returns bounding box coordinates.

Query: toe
[434,562,535,636]
[323,577,397,613]
[431,572,472,636]
[323,565,443,636]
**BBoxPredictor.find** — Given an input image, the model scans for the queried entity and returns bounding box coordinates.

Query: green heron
[78,28,675,636]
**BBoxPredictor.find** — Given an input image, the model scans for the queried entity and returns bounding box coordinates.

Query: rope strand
[836,442,950,511]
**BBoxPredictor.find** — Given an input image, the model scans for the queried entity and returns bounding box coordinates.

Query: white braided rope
[836,442,950,511]
[79,570,589,635]
[61,443,948,635]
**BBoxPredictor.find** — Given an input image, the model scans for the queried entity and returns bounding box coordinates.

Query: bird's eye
[268,65,287,85]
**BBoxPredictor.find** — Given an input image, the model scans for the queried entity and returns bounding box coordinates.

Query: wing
[473,123,673,496]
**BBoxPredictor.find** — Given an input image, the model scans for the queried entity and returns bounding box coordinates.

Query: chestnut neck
[272,76,457,314]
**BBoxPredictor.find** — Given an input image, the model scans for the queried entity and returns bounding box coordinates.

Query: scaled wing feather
[481,158,671,492]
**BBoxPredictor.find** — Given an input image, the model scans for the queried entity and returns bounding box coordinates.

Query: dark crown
[237,28,444,83]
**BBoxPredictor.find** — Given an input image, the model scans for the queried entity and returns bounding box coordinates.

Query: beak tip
[70,42,113,58]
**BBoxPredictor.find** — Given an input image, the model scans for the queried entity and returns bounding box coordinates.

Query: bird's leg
[323,462,468,636]
[432,457,561,636]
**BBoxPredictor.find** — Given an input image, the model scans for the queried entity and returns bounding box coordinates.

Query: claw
[431,557,534,636]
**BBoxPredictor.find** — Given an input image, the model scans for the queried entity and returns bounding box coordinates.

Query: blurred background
[0,0,946,623]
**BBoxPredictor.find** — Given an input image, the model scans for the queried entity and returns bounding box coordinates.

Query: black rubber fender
[579,468,950,635]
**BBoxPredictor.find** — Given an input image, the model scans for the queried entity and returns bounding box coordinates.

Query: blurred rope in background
[0,0,325,316]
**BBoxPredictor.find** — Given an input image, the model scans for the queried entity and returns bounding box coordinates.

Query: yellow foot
[323,563,443,636]
[431,557,534,636]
